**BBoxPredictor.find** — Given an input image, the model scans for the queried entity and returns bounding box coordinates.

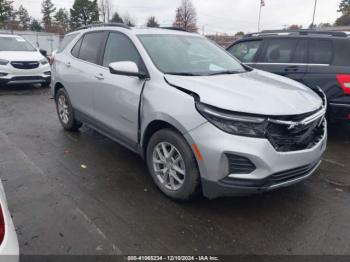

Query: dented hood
[165,69,322,116]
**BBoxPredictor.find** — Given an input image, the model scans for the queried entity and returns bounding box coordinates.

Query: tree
[55,8,70,32]
[99,0,112,22]
[0,0,14,25]
[234,31,244,37]
[173,0,197,32]
[17,5,30,30]
[41,0,56,28]
[70,0,99,29]
[336,0,350,26]
[288,24,302,30]
[110,11,123,23]
[122,14,135,26]
[30,18,42,32]
[146,16,159,28]
[339,0,350,15]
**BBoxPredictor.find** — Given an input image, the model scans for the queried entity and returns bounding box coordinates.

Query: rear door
[254,38,308,81]
[65,31,108,118]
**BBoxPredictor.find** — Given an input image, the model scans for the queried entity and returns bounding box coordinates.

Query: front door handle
[284,66,299,72]
[65,61,71,68]
[95,73,104,80]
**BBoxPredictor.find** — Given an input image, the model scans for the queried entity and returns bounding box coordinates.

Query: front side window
[103,33,144,70]
[228,41,261,63]
[261,39,298,63]
[0,37,36,52]
[78,32,106,64]
[138,34,245,76]
[309,40,333,64]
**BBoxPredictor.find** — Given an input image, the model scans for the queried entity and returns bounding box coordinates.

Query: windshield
[0,37,36,52]
[138,34,246,76]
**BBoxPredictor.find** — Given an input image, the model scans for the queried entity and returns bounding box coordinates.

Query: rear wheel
[55,88,82,131]
[146,129,201,201]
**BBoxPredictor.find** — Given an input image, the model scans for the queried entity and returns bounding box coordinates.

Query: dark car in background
[227,30,350,122]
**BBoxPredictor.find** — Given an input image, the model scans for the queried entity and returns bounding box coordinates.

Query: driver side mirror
[109,61,148,79]
[39,49,47,57]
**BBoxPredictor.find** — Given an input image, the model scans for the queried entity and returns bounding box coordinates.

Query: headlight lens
[0,59,9,66]
[196,102,268,137]
[40,58,48,65]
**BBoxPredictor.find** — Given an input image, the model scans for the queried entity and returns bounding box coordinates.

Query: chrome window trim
[245,62,330,66]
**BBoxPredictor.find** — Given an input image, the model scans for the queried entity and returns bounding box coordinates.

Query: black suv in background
[227,30,350,122]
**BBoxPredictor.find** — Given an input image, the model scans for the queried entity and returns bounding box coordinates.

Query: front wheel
[55,88,82,131]
[146,129,201,201]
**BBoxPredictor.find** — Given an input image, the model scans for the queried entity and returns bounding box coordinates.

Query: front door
[92,32,148,150]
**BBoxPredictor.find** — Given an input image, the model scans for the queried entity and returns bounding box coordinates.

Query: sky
[13,0,341,34]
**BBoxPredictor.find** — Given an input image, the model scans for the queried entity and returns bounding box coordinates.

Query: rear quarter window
[333,39,350,66]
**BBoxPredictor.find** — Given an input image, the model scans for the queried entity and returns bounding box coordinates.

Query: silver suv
[51,24,327,200]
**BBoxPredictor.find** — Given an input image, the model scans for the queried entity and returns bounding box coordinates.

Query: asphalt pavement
[0,86,349,255]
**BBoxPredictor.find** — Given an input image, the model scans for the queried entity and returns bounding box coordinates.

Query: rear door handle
[95,73,104,80]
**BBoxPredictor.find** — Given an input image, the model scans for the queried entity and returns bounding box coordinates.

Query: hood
[0,51,44,61]
[165,70,323,116]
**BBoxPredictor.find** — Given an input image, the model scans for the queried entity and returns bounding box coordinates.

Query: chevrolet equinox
[51,24,327,200]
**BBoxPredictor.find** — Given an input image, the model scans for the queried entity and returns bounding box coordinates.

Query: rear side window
[292,40,307,63]
[57,33,78,53]
[228,40,262,63]
[261,39,298,63]
[309,40,333,64]
[102,32,144,69]
[78,32,106,64]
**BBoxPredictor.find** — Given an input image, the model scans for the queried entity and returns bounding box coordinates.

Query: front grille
[220,160,320,188]
[226,154,256,174]
[266,117,325,152]
[10,76,43,81]
[268,161,320,184]
[11,61,39,69]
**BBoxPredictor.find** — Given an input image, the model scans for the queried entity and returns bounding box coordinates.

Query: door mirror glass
[109,61,147,79]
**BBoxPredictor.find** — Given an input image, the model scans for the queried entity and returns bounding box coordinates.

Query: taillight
[336,74,350,94]
[0,205,5,245]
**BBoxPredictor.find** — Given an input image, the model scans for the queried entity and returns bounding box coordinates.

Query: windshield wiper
[207,70,242,76]
[164,72,202,76]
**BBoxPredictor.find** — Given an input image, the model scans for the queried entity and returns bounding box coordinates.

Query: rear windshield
[0,37,36,52]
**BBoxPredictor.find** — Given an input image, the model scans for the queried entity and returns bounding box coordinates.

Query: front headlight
[196,102,268,138]
[40,58,48,65]
[0,59,9,66]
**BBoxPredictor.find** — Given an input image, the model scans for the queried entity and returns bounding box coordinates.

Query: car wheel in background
[146,129,201,201]
[55,88,82,131]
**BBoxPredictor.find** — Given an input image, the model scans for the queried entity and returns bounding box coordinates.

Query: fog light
[0,72,8,77]
[44,71,51,75]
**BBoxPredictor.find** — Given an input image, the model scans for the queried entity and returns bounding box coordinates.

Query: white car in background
[0,180,19,261]
[0,34,51,87]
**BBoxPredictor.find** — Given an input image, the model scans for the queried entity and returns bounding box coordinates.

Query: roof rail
[160,27,187,32]
[75,23,131,31]
[244,30,348,38]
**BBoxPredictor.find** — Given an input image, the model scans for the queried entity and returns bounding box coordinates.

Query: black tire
[146,128,201,201]
[55,88,82,131]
